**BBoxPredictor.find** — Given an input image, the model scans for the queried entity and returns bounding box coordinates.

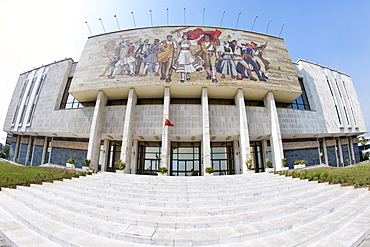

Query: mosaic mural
[71,26,301,100]
[98,27,270,83]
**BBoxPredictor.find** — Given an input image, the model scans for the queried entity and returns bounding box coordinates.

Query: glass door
[137,141,161,175]
[210,142,234,175]
[171,142,201,176]
[250,141,264,172]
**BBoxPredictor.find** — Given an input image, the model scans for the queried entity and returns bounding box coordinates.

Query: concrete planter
[157,173,167,176]
[265,168,274,173]
[82,166,90,171]
[66,163,75,168]
[115,170,124,173]
[279,167,289,171]
[204,173,214,176]
[294,164,306,169]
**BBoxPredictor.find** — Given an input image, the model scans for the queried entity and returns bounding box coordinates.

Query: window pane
[213,153,227,159]
[146,146,160,152]
[145,160,152,169]
[145,153,159,159]
[220,160,227,170]
[179,161,185,170]
[213,161,220,170]
[194,161,199,170]
[178,147,193,154]
[179,153,193,159]
[212,147,226,153]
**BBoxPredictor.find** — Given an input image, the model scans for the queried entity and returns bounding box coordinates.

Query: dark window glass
[137,98,164,105]
[171,98,201,104]
[276,78,310,110]
[209,99,235,105]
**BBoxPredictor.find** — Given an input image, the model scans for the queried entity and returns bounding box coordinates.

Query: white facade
[3,27,366,174]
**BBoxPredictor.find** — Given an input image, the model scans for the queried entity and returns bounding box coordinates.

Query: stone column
[337,137,344,167]
[160,87,170,171]
[26,137,32,166]
[13,136,20,162]
[262,139,268,169]
[120,88,137,173]
[264,91,284,171]
[234,89,251,174]
[349,137,355,164]
[100,139,109,172]
[233,140,240,174]
[87,90,108,170]
[131,139,139,174]
[41,136,48,165]
[202,88,211,174]
[322,138,329,165]
[48,137,53,164]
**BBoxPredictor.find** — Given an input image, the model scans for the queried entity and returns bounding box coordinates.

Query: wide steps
[5,182,351,230]
[0,172,369,246]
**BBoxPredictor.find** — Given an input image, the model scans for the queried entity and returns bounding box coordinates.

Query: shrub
[266,161,273,168]
[114,159,126,170]
[294,160,307,165]
[84,159,91,167]
[67,158,75,164]
[245,159,253,170]
[205,167,215,174]
[157,167,168,174]
[282,158,287,167]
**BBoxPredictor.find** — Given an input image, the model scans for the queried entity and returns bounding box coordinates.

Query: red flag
[183,28,222,45]
[164,118,175,127]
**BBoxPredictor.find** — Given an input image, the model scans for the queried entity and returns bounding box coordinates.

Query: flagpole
[166,8,169,25]
[279,22,286,37]
[220,10,225,26]
[203,8,205,26]
[131,12,136,28]
[85,21,92,36]
[251,15,258,31]
[114,15,121,30]
[236,12,241,28]
[265,19,272,34]
[149,10,153,27]
[98,18,106,33]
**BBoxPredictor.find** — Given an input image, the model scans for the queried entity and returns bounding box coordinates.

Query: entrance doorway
[171,142,201,176]
[210,142,234,175]
[137,142,161,175]
[250,141,264,172]
[106,141,121,172]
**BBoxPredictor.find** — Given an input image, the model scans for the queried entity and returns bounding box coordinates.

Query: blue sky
[0,0,369,144]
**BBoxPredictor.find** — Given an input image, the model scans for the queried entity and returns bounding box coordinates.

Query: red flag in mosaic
[183,28,222,45]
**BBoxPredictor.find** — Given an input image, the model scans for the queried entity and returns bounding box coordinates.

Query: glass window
[276,78,310,110]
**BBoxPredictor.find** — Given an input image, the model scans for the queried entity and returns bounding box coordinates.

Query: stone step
[0,173,369,246]
[42,176,323,206]
[31,180,341,217]
[58,174,314,198]
[234,189,370,247]
[80,172,289,189]
[0,207,59,247]
[310,205,370,247]
[0,184,366,246]
[0,193,166,247]
[11,182,349,229]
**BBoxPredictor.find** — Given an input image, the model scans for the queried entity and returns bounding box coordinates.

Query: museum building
[3,26,366,175]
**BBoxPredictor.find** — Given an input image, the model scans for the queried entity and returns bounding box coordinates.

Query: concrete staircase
[0,172,369,247]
